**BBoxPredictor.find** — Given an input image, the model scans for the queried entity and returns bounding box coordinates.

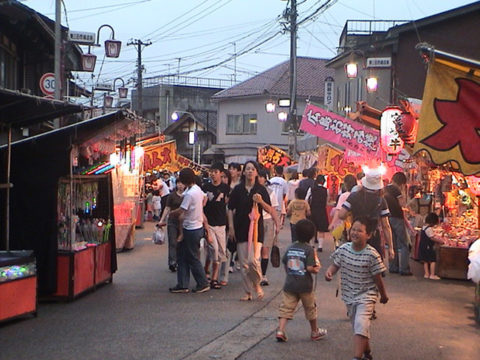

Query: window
[226,113,257,134]
[0,37,17,89]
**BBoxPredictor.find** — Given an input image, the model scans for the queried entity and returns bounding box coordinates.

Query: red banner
[300,104,380,157]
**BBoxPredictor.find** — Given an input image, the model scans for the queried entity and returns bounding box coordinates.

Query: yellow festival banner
[413,58,480,175]
[257,145,292,169]
[143,141,177,172]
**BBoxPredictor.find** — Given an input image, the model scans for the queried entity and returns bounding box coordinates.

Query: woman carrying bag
[228,161,279,301]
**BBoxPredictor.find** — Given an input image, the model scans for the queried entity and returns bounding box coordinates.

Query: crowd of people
[143,162,442,360]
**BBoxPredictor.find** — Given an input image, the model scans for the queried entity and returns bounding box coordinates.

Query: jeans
[176,227,209,289]
[167,221,179,266]
[388,217,411,273]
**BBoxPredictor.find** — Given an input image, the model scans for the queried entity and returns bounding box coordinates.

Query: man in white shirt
[269,165,288,227]
[169,168,210,294]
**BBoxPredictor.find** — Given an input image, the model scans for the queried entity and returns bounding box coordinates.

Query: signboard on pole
[68,31,96,45]
[324,76,334,111]
[39,72,55,96]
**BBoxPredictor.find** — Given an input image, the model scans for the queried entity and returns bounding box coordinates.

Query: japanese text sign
[300,104,380,156]
[257,145,292,169]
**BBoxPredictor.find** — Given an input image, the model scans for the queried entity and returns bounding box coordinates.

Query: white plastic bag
[153,227,165,245]
[467,239,480,283]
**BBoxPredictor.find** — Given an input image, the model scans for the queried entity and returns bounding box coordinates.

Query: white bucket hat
[361,167,384,190]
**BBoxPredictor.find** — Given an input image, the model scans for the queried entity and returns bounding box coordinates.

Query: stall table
[0,251,37,322]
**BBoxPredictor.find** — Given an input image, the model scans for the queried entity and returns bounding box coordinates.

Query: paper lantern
[394,112,418,144]
[381,107,404,154]
[466,176,480,196]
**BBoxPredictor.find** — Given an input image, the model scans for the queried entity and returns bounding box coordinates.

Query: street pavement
[1,221,479,360]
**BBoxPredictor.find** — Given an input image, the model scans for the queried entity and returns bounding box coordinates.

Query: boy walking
[276,219,327,342]
[325,217,389,360]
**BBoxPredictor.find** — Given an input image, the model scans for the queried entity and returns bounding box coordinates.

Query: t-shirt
[331,242,386,304]
[384,184,403,219]
[166,191,183,225]
[180,184,205,230]
[203,182,230,226]
[269,176,288,211]
[287,199,310,224]
[228,182,271,243]
[287,179,300,202]
[298,178,315,198]
[263,187,278,220]
[342,189,390,227]
[282,242,316,293]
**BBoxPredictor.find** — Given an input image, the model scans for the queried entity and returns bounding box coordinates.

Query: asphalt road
[1,221,479,360]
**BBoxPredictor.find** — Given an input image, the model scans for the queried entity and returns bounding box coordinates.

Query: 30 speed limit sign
[39,72,55,96]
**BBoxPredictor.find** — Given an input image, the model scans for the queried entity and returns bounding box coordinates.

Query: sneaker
[260,277,269,286]
[169,264,177,272]
[275,329,287,342]
[429,275,441,280]
[362,351,373,360]
[169,286,189,293]
[229,266,234,273]
[311,328,327,341]
[192,284,211,293]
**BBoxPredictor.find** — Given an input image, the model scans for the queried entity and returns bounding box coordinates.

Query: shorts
[262,218,275,248]
[346,302,375,338]
[278,290,317,321]
[207,225,227,263]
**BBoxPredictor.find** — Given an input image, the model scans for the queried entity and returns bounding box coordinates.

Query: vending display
[57,176,112,251]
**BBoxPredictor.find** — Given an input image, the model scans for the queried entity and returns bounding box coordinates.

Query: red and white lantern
[381,106,404,155]
[394,112,418,144]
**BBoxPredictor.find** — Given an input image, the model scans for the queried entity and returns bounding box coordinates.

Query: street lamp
[81,24,122,73]
[104,93,114,108]
[113,78,128,98]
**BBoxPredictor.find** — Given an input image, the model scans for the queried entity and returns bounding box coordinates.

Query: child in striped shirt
[325,216,389,360]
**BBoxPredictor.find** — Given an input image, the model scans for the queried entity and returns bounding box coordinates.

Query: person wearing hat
[336,167,394,262]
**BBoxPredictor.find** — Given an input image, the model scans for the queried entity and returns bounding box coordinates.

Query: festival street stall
[1,110,140,300]
[0,89,83,320]
[412,46,480,281]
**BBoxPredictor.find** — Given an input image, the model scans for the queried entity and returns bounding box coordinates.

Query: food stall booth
[0,89,84,320]
[1,109,139,301]
[412,47,480,282]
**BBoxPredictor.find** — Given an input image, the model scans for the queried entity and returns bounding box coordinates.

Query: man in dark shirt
[337,168,394,262]
[298,167,316,198]
[203,162,230,288]
[384,172,412,275]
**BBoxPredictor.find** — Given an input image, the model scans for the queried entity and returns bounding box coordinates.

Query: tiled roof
[212,57,334,100]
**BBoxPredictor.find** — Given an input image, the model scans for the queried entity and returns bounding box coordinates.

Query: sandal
[219,281,228,286]
[240,293,252,301]
[210,280,221,290]
[275,329,287,342]
[256,286,264,300]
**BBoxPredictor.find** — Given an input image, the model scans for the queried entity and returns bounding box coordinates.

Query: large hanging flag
[413,56,480,175]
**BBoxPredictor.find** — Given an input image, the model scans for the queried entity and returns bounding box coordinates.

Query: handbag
[270,235,280,268]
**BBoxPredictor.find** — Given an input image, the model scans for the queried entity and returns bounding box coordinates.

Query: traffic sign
[39,73,55,96]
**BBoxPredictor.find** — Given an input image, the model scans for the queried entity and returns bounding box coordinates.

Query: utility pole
[288,0,298,157]
[54,0,62,127]
[128,39,152,116]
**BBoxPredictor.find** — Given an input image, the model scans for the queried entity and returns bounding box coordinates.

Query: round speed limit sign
[39,73,55,96]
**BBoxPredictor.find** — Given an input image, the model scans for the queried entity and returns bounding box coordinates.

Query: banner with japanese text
[413,58,480,175]
[143,141,177,172]
[257,145,292,170]
[300,104,380,157]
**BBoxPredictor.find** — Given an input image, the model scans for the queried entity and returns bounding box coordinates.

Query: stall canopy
[0,110,135,294]
[0,88,83,128]
[413,45,480,176]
